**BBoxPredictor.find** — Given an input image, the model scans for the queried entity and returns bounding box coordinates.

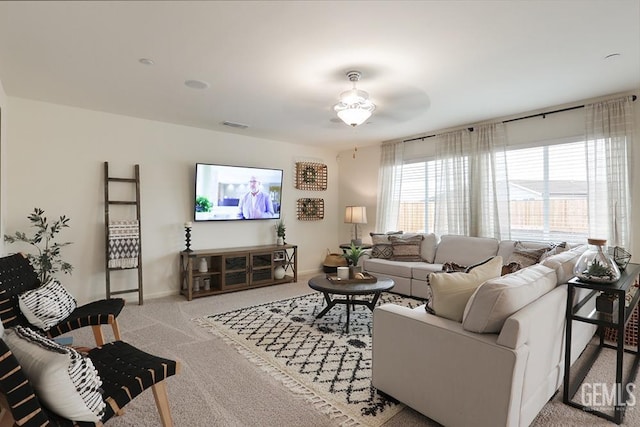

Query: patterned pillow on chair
[18,279,77,331]
[4,326,105,422]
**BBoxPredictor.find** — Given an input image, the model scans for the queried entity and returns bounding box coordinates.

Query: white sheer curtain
[433,129,471,236]
[585,96,634,248]
[432,125,510,238]
[470,124,511,239]
[376,141,404,232]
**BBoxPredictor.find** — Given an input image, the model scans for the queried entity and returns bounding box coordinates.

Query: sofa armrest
[372,304,528,427]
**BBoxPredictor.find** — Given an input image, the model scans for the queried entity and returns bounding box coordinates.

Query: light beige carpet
[65,274,639,426]
[194,292,423,426]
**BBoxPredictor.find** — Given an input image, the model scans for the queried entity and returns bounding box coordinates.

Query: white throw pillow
[19,279,77,331]
[462,264,558,333]
[428,256,503,322]
[4,326,105,422]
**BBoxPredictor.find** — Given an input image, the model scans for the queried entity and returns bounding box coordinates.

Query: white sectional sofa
[364,234,555,299]
[370,237,596,427]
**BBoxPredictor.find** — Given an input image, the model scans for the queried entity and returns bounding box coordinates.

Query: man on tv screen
[238,176,275,219]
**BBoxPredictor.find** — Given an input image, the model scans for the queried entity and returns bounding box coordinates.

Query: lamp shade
[344,206,367,224]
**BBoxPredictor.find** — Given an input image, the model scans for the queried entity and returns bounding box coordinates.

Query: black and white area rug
[195,292,423,426]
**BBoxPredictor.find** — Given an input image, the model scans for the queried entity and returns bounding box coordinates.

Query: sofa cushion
[506,242,551,269]
[541,245,588,284]
[433,235,499,266]
[412,263,445,281]
[390,234,424,262]
[4,326,105,422]
[420,233,438,263]
[497,240,556,261]
[428,256,503,322]
[462,264,557,333]
[370,231,403,259]
[364,258,415,277]
[539,241,568,260]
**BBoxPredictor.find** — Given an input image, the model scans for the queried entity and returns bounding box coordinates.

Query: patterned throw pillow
[4,326,105,422]
[370,231,403,259]
[441,262,467,273]
[18,279,77,331]
[540,241,568,260]
[506,242,551,269]
[390,234,424,262]
[501,261,521,276]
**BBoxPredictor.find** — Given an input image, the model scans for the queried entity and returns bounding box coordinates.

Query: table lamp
[344,206,367,246]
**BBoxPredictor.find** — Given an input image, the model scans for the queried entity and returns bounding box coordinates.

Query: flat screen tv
[194,163,283,221]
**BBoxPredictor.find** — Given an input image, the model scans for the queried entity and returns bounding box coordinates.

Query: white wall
[0,81,6,242]
[337,146,380,244]
[338,91,640,262]
[3,97,340,304]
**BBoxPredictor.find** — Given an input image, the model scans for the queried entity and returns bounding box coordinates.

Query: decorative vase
[277,236,284,246]
[198,258,208,273]
[349,265,362,279]
[274,266,286,280]
[574,238,621,284]
[192,278,200,292]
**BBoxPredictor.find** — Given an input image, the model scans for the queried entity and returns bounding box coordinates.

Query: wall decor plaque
[295,162,327,191]
[297,198,324,220]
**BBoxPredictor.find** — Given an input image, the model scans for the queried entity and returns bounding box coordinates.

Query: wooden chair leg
[0,393,16,427]
[91,325,105,347]
[110,318,122,341]
[151,381,173,427]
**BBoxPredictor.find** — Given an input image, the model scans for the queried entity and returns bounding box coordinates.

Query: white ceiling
[0,1,638,151]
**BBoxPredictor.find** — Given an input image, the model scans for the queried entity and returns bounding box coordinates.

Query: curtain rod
[402,94,637,143]
[503,94,637,124]
[403,127,474,143]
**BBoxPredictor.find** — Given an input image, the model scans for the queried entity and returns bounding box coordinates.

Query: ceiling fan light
[333,70,375,127]
[339,88,369,105]
[336,107,372,127]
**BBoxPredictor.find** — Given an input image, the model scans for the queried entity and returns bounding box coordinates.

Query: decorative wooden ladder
[104,162,143,305]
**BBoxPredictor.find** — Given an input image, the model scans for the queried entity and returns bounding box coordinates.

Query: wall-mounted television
[194,163,283,221]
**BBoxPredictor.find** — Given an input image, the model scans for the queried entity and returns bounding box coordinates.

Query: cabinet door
[251,251,273,284]
[223,254,249,288]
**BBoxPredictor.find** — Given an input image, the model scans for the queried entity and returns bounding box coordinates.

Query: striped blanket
[108,220,140,269]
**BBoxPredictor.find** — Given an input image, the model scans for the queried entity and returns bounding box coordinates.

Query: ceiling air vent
[222,121,249,129]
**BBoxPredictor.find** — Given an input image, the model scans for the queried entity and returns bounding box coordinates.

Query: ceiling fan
[281,68,430,128]
[333,71,376,127]
[330,69,430,127]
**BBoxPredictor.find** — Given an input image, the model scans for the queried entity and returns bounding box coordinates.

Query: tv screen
[194,163,283,221]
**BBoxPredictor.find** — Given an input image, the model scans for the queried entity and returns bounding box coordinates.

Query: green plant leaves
[3,207,73,283]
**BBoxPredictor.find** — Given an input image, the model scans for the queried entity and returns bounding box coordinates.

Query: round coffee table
[308,275,395,333]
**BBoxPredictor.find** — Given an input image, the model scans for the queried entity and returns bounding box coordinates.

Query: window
[505,141,588,242]
[396,140,591,243]
[397,161,436,233]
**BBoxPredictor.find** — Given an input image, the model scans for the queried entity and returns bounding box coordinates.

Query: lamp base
[351,238,363,247]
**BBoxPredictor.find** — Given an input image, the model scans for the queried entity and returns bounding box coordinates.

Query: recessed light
[138,58,155,65]
[604,53,621,60]
[184,79,210,90]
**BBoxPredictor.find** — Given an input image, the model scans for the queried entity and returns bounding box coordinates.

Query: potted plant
[4,207,73,283]
[275,219,286,245]
[342,242,367,275]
